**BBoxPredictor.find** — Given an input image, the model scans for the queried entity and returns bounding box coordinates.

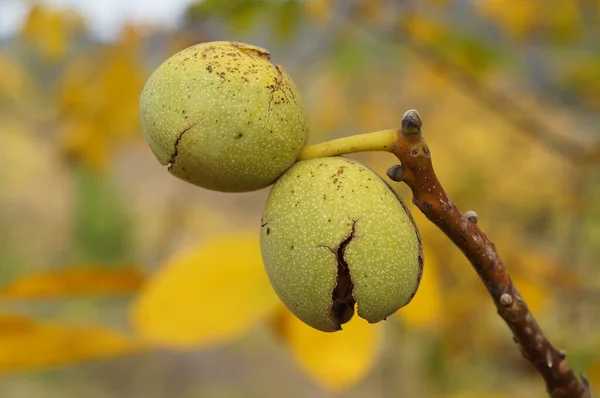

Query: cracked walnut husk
[140,41,309,192]
[260,157,423,332]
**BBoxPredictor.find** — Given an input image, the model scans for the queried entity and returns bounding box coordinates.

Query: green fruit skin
[260,157,423,332]
[140,41,309,192]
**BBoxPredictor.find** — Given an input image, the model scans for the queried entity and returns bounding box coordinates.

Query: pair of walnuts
[140,41,422,333]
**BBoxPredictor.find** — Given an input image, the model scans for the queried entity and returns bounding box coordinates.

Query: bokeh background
[1,0,600,397]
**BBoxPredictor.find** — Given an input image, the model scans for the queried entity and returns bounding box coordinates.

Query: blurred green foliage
[73,166,132,266]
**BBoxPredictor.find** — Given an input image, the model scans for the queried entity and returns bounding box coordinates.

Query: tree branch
[388,110,591,398]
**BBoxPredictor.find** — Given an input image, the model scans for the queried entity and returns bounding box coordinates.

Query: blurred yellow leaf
[56,59,96,118]
[131,234,280,349]
[511,276,548,314]
[278,308,381,391]
[0,313,36,330]
[398,248,443,330]
[0,313,142,373]
[19,5,84,60]
[97,28,145,136]
[0,54,30,103]
[0,267,145,300]
[56,26,145,169]
[60,119,108,170]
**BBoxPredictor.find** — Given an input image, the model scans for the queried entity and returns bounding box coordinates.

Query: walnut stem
[297,129,397,160]
[388,109,591,398]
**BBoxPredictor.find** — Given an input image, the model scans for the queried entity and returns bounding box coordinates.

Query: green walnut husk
[260,157,423,332]
[140,41,309,192]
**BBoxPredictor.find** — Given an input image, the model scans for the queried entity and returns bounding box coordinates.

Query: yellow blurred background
[1,1,599,397]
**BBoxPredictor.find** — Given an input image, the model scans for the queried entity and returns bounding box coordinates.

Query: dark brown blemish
[330,220,358,330]
[235,132,243,139]
[206,65,212,73]
[266,228,270,235]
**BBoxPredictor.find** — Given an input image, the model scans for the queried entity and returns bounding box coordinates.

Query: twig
[388,110,591,398]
